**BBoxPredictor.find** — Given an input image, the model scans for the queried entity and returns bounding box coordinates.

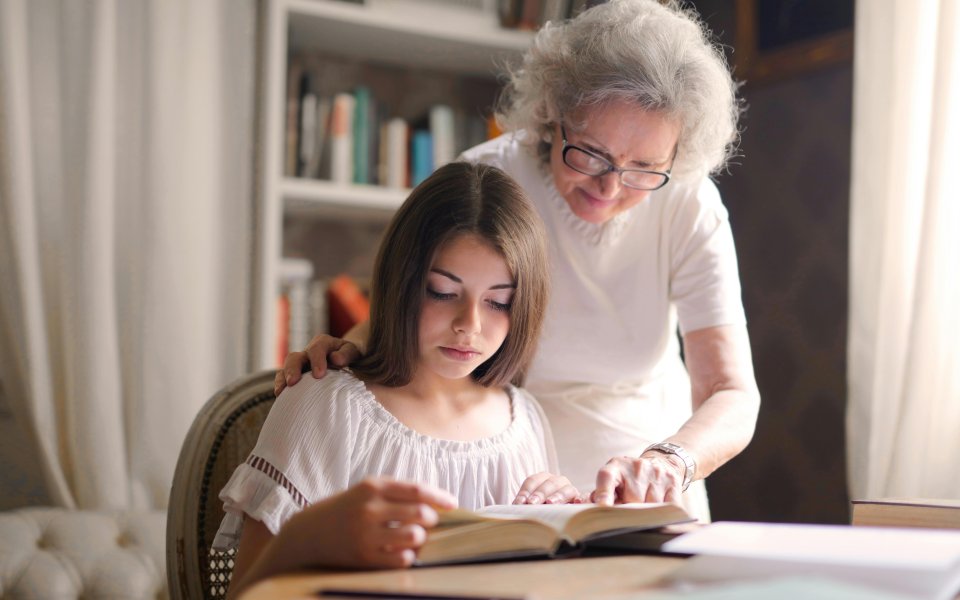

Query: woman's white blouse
[213,370,557,549]
[460,133,747,521]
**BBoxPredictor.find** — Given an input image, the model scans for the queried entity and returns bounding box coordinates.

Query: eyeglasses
[560,125,673,191]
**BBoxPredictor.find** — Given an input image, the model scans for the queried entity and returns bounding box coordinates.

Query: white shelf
[286,0,532,75]
[253,0,532,368]
[282,178,408,218]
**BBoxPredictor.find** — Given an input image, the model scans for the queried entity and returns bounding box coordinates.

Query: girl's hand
[590,453,684,506]
[228,478,458,598]
[274,333,361,396]
[306,477,458,569]
[512,473,582,505]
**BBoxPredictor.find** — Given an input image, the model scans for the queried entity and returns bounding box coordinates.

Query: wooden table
[240,555,686,600]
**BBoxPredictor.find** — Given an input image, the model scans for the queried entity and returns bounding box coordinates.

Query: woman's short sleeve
[668,180,746,334]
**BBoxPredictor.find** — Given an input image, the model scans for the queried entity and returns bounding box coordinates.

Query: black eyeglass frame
[559,124,673,191]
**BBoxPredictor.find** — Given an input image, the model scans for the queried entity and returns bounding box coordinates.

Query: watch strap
[643,442,696,492]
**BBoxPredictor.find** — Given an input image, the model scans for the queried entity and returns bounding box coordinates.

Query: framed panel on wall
[734,0,854,83]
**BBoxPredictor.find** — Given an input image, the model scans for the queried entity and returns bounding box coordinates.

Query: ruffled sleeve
[212,371,360,550]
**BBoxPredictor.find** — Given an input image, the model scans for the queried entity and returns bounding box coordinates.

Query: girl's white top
[461,133,747,521]
[213,370,557,549]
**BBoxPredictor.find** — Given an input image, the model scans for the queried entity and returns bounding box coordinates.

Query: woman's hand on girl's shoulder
[512,473,582,505]
[274,333,361,396]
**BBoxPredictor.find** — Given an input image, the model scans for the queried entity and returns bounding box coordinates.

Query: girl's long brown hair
[352,162,549,388]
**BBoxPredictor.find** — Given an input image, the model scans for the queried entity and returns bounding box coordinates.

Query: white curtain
[848,0,960,499]
[0,0,255,509]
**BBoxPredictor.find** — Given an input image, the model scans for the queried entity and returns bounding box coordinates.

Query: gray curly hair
[496,0,741,182]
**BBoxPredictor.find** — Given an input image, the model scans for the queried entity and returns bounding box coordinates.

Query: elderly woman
[279,0,759,521]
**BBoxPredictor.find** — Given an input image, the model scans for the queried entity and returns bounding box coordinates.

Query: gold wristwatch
[643,442,696,492]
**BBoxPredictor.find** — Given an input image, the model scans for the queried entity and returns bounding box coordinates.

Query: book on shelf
[381,117,409,189]
[429,104,455,168]
[662,521,960,600]
[410,130,433,187]
[279,258,315,362]
[327,274,370,339]
[486,113,503,141]
[329,93,356,185]
[416,502,693,566]
[352,86,372,185]
[283,59,501,188]
[517,0,542,30]
[540,0,568,25]
[308,279,329,343]
[298,80,332,180]
[297,72,316,177]
[284,56,305,177]
[851,498,960,530]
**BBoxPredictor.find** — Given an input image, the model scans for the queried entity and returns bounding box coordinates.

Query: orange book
[327,274,370,338]
[486,114,503,140]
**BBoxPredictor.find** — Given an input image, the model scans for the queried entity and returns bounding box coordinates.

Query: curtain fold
[848,0,960,499]
[0,0,255,509]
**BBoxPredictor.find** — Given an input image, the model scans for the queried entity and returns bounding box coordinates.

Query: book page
[476,503,601,532]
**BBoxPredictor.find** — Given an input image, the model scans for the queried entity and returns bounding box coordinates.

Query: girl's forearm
[226,511,330,600]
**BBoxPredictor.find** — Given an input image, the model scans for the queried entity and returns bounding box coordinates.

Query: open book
[416,502,693,565]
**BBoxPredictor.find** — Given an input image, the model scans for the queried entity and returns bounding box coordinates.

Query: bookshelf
[253,0,533,368]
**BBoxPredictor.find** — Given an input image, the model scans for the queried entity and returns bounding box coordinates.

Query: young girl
[214,162,579,597]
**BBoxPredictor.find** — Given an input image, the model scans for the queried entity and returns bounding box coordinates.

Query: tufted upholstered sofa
[0,507,167,599]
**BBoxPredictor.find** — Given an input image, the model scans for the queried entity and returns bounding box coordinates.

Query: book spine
[411,130,433,187]
[499,0,522,28]
[352,86,371,184]
[429,104,455,169]
[519,0,542,30]
[305,96,331,179]
[330,93,355,185]
[284,57,304,177]
[384,117,409,189]
[327,274,370,339]
[298,91,317,177]
[308,278,329,339]
[280,258,315,354]
[486,113,503,140]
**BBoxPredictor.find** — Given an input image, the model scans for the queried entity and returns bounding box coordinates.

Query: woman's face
[417,233,514,382]
[549,100,680,224]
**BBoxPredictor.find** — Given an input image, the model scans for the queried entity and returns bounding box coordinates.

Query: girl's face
[549,99,680,224]
[417,233,514,382]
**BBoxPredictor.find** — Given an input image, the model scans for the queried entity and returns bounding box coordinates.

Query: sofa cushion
[0,507,166,600]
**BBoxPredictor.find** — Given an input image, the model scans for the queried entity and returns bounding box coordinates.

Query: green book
[352,86,371,184]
